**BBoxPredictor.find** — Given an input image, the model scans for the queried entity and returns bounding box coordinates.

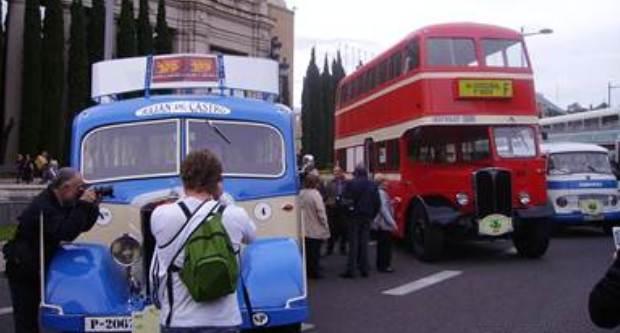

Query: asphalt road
[0,227,616,333]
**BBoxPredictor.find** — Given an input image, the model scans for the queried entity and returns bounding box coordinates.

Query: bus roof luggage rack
[91,54,279,103]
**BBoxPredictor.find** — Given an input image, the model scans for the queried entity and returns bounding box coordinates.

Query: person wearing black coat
[340,165,381,279]
[2,168,100,333]
[589,252,620,329]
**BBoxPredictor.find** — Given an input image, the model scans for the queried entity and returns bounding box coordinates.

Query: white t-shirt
[150,196,257,328]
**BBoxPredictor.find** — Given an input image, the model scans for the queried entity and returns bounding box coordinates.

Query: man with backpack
[340,165,381,279]
[150,149,256,333]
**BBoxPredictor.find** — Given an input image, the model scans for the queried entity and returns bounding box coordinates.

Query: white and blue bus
[541,142,620,232]
[39,54,308,332]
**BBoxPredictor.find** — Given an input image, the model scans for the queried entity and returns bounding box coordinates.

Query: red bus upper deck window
[426,38,478,67]
[482,39,529,68]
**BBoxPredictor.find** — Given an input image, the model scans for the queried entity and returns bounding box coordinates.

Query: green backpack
[174,202,239,302]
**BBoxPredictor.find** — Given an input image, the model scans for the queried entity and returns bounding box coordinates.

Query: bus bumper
[41,239,309,332]
[550,211,620,225]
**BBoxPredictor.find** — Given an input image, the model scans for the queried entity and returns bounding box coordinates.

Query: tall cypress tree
[117,0,137,58]
[329,52,346,168]
[137,0,153,55]
[0,2,8,162]
[67,0,89,162]
[88,0,105,64]
[154,0,172,54]
[41,0,66,158]
[19,0,43,155]
[300,48,320,161]
[319,55,333,168]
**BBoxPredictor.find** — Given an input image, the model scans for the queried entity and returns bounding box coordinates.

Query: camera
[93,186,114,198]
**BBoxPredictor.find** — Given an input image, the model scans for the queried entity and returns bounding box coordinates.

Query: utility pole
[609,82,620,107]
[104,0,115,59]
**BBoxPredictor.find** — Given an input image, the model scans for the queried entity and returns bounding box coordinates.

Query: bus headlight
[519,192,531,206]
[556,196,568,208]
[456,193,469,206]
[110,234,142,266]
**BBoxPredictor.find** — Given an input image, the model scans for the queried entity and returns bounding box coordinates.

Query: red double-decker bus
[334,22,552,261]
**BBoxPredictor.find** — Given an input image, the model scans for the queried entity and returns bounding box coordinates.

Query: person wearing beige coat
[299,174,330,279]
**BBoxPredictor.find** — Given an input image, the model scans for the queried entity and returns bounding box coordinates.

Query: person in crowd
[325,166,348,256]
[15,154,24,183]
[150,149,256,333]
[589,251,620,328]
[3,168,100,333]
[22,154,35,184]
[34,151,49,178]
[299,173,330,279]
[41,160,60,185]
[340,165,381,279]
[372,174,398,273]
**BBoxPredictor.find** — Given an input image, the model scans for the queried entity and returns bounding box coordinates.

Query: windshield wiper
[206,120,232,144]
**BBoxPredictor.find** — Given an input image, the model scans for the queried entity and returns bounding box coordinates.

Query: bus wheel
[512,219,550,259]
[602,225,613,236]
[408,202,444,262]
[267,323,301,333]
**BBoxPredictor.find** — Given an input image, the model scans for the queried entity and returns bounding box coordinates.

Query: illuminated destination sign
[151,56,219,83]
[135,101,231,117]
[457,79,513,98]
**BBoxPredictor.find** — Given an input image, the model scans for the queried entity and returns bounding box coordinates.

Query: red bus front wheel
[408,202,444,262]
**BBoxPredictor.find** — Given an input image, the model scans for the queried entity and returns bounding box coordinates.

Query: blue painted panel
[547,180,618,190]
[551,211,620,225]
[45,244,136,315]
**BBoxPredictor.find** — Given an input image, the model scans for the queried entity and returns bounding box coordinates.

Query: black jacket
[589,255,620,329]
[3,187,99,280]
[343,173,381,220]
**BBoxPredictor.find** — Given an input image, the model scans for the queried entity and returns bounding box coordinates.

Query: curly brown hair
[181,149,223,194]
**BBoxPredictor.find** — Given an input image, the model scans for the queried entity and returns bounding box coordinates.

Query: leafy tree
[137,0,153,55]
[117,0,137,58]
[0,2,8,162]
[41,0,66,157]
[88,0,105,64]
[301,48,321,161]
[19,0,43,155]
[154,0,172,54]
[66,0,90,161]
[318,55,333,168]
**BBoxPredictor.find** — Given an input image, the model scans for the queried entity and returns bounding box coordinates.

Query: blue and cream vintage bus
[541,142,620,232]
[40,54,308,332]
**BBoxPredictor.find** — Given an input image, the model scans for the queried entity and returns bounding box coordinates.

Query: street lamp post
[104,0,115,60]
[520,27,554,37]
[609,82,620,107]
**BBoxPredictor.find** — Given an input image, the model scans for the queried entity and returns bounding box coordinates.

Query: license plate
[458,79,513,98]
[479,214,513,236]
[85,316,132,332]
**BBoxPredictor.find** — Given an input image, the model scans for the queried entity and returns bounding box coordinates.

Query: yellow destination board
[458,79,513,98]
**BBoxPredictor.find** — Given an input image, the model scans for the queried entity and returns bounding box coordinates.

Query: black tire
[270,324,302,333]
[602,225,613,236]
[512,219,550,259]
[408,202,444,262]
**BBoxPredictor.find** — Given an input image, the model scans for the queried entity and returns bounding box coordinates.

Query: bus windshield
[548,152,612,175]
[426,37,478,67]
[82,120,180,182]
[493,126,537,158]
[482,39,528,68]
[187,120,285,177]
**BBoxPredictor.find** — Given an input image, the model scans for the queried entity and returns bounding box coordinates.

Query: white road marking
[0,307,12,316]
[382,270,463,296]
[302,323,316,331]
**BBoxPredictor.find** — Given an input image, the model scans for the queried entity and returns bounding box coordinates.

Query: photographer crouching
[2,168,101,333]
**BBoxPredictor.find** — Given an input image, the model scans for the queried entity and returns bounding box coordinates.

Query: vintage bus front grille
[474,168,512,218]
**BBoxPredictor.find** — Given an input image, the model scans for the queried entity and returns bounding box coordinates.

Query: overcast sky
[289,0,620,110]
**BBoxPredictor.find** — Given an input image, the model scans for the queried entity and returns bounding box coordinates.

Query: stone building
[2,0,294,162]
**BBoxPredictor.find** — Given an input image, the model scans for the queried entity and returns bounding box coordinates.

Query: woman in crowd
[373,174,398,273]
[299,173,330,279]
